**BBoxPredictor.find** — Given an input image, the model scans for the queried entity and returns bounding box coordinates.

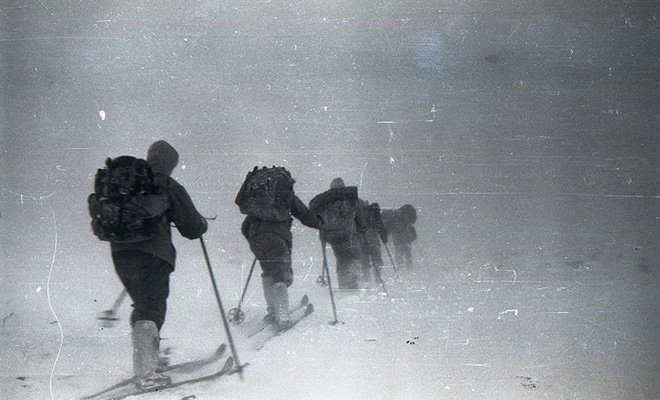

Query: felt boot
[132,320,171,390]
[261,276,277,324]
[272,282,291,330]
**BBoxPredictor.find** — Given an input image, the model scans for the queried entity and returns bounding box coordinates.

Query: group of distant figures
[88,142,418,389]
[308,177,417,290]
[236,168,418,293]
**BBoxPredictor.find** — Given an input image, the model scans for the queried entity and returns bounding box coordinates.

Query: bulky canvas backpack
[319,198,356,233]
[309,186,358,241]
[88,156,169,243]
[235,166,295,222]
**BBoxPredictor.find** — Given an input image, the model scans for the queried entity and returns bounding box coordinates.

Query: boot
[132,320,171,390]
[271,282,291,330]
[261,276,277,324]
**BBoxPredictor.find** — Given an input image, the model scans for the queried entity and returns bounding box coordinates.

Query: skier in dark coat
[382,204,417,269]
[357,201,388,286]
[241,193,319,329]
[309,177,368,290]
[110,140,208,389]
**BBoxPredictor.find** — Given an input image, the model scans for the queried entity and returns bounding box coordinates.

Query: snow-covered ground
[1,1,658,399]
[1,189,658,399]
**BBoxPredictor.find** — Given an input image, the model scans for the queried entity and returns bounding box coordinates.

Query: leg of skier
[132,320,171,389]
[261,276,277,324]
[250,233,294,329]
[272,281,291,330]
[113,251,173,390]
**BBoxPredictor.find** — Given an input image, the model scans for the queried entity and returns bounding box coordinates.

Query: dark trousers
[359,231,383,277]
[248,233,293,286]
[112,250,172,330]
[323,232,360,289]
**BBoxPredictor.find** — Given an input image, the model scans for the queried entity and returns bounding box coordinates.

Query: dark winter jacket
[381,204,417,245]
[241,195,319,247]
[111,141,207,268]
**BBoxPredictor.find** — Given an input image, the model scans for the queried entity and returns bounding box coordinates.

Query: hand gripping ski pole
[228,257,257,324]
[199,236,245,379]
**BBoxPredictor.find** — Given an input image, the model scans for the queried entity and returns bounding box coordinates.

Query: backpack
[235,166,295,222]
[311,186,358,241]
[399,204,417,225]
[88,156,169,243]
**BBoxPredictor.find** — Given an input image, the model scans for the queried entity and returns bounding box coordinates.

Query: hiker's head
[330,177,345,189]
[147,140,179,176]
[400,204,417,223]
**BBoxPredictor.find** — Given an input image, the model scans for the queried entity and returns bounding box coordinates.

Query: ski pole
[97,290,127,327]
[316,258,328,286]
[199,236,245,379]
[109,290,127,315]
[371,258,388,295]
[315,224,328,287]
[321,240,341,325]
[357,233,387,295]
[228,257,257,325]
[383,242,400,278]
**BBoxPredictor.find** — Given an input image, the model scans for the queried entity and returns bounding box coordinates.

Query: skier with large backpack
[308,177,369,290]
[381,204,417,269]
[88,140,208,390]
[235,166,319,330]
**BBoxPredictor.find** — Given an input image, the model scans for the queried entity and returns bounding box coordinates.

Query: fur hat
[330,177,345,189]
[147,140,179,176]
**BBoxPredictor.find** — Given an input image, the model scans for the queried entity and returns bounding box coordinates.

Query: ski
[89,357,235,400]
[159,343,227,374]
[251,302,314,350]
[81,343,227,399]
[242,294,310,338]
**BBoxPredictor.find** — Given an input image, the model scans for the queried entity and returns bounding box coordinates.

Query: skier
[309,177,368,290]
[382,204,417,269]
[236,166,319,330]
[89,140,208,389]
[357,201,388,286]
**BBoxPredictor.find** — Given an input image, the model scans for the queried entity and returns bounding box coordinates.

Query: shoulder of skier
[164,176,208,239]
